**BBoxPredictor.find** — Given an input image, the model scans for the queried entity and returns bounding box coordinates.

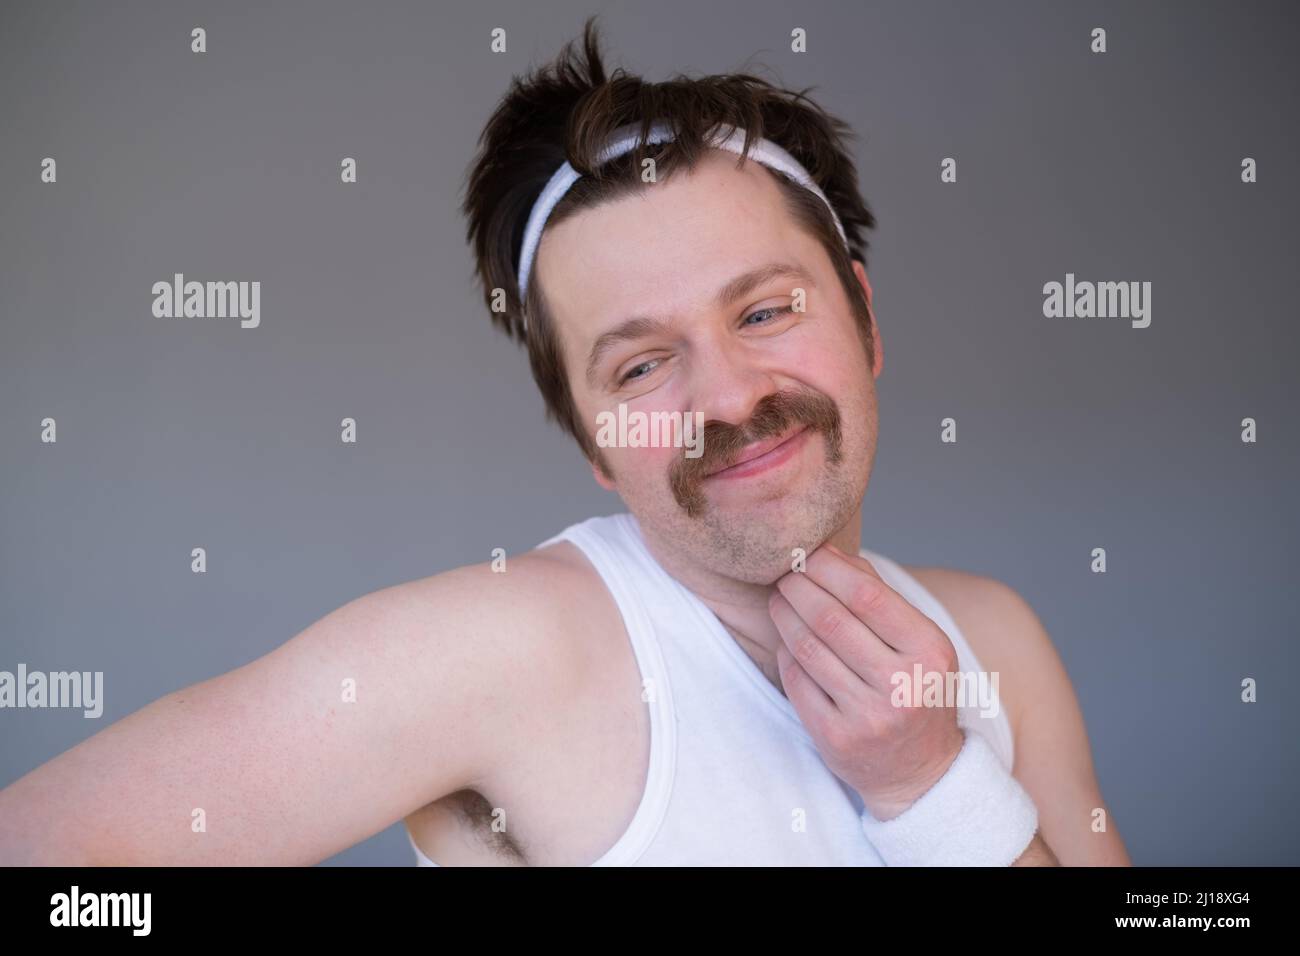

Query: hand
[769,542,966,820]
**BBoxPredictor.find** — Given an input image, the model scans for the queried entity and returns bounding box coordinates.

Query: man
[0,19,1129,867]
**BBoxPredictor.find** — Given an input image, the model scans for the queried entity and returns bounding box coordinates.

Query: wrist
[857,726,965,821]
[859,728,1039,866]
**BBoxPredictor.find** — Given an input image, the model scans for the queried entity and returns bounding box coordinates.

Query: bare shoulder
[901,564,1132,865]
[390,538,601,626]
[392,539,631,863]
[379,538,622,772]
[380,539,611,711]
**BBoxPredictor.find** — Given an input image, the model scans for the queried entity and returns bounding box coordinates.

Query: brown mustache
[669,388,843,517]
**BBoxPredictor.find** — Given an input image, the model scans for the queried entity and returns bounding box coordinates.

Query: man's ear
[851,259,883,378]
[590,455,616,491]
[852,259,873,308]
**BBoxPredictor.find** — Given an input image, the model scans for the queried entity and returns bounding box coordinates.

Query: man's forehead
[534,148,808,334]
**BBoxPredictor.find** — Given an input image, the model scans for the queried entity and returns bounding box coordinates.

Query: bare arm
[1006,587,1132,866]
[946,572,1128,868]
[911,568,1132,867]
[0,555,571,866]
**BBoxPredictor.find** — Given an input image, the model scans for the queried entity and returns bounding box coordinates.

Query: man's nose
[687,340,781,429]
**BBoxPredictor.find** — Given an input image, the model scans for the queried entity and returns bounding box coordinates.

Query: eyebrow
[584,261,815,385]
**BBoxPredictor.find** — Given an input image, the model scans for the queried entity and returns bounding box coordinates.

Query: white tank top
[408,511,1014,866]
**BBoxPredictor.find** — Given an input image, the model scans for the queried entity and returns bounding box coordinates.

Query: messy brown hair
[461,15,878,462]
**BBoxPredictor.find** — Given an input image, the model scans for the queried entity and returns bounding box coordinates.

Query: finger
[774,627,838,726]
[801,545,934,655]
[768,589,858,706]
[774,568,899,687]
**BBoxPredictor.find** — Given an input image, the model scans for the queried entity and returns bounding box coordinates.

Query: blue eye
[621,358,660,384]
[743,304,795,326]
[616,305,795,385]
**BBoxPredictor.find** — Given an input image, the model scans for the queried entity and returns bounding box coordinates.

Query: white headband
[515,120,850,313]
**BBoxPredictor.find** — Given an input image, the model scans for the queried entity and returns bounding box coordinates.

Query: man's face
[533,148,883,584]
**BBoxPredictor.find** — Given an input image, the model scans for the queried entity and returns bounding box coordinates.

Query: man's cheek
[802,346,867,409]
[607,444,681,487]
[806,335,860,377]
[781,331,850,384]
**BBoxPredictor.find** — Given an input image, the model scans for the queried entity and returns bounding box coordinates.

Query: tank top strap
[534,513,678,865]
[535,514,680,712]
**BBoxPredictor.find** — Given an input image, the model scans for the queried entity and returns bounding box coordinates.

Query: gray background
[1,0,1296,866]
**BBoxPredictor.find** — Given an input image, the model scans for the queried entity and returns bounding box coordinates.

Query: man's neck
[636,505,864,696]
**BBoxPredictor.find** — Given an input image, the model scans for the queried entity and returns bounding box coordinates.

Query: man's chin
[689,499,843,583]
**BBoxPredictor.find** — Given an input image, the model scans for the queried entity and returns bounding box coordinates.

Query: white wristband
[859,729,1038,866]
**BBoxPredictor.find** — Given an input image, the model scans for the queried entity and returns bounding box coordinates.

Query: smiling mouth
[704,425,811,481]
